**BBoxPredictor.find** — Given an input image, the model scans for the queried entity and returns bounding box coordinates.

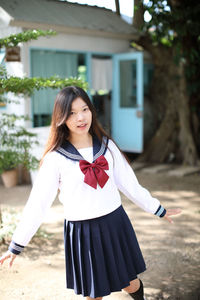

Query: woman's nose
[77,112,84,121]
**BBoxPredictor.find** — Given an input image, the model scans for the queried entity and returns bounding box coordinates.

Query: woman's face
[66,97,92,137]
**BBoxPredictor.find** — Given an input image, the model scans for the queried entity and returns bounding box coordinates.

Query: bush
[0,112,39,174]
[0,208,53,245]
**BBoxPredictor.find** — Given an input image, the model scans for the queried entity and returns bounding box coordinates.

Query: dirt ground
[0,171,200,300]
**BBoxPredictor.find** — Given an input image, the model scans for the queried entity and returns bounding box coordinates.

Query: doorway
[91,54,112,134]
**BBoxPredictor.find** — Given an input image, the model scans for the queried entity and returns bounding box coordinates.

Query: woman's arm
[109,140,181,219]
[0,152,60,266]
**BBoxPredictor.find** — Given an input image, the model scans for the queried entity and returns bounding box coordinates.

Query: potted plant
[0,150,20,187]
[0,113,39,188]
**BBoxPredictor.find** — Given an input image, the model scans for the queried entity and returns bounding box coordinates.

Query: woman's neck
[68,133,93,149]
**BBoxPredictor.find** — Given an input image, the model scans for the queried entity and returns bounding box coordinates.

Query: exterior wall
[0,26,21,37]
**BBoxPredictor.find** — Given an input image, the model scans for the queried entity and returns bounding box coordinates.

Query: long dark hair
[41,86,110,162]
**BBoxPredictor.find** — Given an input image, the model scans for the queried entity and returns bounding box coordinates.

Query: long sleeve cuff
[154,205,166,218]
[8,241,25,255]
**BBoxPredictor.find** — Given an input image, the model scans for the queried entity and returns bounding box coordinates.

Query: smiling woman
[0,86,181,300]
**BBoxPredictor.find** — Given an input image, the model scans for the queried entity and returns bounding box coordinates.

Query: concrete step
[133,163,200,177]
[167,166,200,177]
[131,162,150,171]
[141,164,173,174]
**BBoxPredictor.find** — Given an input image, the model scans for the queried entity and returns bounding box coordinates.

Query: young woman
[0,86,181,300]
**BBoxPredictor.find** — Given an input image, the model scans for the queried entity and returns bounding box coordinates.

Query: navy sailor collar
[56,135,109,162]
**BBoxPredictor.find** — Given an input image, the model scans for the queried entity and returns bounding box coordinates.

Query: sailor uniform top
[9,136,166,255]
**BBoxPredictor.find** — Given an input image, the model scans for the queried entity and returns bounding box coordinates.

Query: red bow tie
[79,155,109,189]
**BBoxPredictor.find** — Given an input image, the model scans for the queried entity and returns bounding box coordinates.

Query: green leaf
[0,30,56,48]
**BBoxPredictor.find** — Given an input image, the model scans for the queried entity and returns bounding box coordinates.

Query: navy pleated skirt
[64,205,146,298]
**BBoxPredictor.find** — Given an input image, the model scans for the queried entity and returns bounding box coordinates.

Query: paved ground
[0,170,200,300]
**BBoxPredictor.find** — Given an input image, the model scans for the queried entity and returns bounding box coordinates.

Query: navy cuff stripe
[155,205,166,217]
[9,241,25,255]
[160,208,166,217]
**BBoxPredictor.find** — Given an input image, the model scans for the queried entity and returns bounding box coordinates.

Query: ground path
[0,171,200,300]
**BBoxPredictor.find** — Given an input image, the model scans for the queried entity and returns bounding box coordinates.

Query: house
[0,0,154,159]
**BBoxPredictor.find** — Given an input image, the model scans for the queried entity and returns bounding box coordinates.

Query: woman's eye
[83,107,88,111]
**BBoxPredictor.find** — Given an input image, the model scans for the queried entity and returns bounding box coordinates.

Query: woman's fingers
[164,214,174,224]
[164,208,181,223]
[0,251,11,265]
[166,208,182,216]
[0,251,16,267]
[9,254,17,268]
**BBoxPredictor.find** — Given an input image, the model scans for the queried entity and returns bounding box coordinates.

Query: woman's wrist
[8,241,25,255]
[154,205,166,218]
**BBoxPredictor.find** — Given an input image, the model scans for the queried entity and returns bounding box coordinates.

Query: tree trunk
[177,62,199,165]
[133,0,144,29]
[0,207,2,225]
[138,46,178,163]
[115,0,120,16]
[137,42,199,165]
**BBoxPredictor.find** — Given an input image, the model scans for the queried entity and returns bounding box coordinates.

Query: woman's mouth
[77,123,87,129]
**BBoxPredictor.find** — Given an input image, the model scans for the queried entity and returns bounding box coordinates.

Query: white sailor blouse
[9,136,166,255]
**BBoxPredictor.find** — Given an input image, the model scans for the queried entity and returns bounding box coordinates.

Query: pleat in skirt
[64,205,146,298]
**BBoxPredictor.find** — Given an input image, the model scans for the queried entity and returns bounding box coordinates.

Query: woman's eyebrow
[71,104,88,110]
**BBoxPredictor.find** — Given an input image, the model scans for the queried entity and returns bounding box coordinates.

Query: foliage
[0,113,39,174]
[0,65,88,96]
[0,29,56,48]
[0,151,21,172]
[0,208,53,245]
[141,0,200,98]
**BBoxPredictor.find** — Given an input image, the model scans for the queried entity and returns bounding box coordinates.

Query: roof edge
[10,20,139,41]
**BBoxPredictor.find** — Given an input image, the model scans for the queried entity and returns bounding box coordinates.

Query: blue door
[112,52,143,152]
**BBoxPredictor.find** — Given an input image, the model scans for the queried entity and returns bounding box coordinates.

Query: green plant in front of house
[0,151,21,173]
[0,64,87,101]
[0,208,53,245]
[0,112,39,174]
[0,29,56,48]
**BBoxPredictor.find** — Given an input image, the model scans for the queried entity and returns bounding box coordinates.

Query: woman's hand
[0,250,17,268]
[163,208,181,224]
